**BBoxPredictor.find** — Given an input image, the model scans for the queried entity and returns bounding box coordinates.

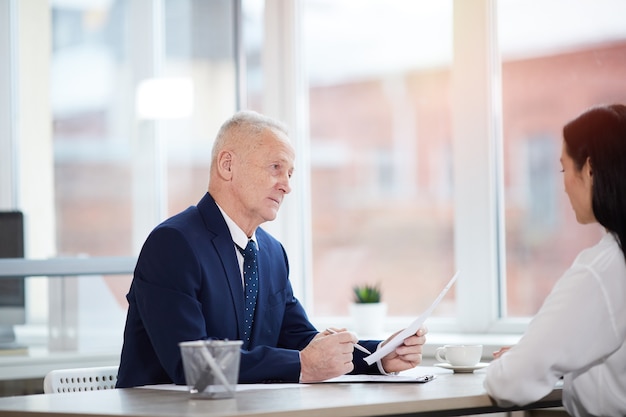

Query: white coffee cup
[435,344,483,366]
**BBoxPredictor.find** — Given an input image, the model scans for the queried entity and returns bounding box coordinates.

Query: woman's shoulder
[573,232,623,269]
[566,233,626,299]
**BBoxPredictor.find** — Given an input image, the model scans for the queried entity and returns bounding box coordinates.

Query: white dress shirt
[216,204,257,286]
[484,232,626,416]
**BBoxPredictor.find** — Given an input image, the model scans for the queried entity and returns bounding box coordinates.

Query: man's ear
[217,150,234,180]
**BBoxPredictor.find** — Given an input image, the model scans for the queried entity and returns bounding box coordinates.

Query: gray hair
[211,110,289,164]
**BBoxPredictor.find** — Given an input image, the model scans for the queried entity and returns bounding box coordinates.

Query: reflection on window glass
[304,0,456,317]
[52,1,135,257]
[51,0,236,257]
[499,0,626,316]
[162,0,236,217]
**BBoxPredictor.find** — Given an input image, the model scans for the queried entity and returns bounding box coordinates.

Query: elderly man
[117,110,427,387]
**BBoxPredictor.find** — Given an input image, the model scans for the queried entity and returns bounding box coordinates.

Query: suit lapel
[197,193,247,341]
[214,235,248,341]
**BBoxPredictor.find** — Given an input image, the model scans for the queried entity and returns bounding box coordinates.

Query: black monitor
[0,211,26,345]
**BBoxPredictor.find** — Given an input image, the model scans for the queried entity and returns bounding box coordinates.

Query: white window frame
[0,0,528,340]
[450,0,506,333]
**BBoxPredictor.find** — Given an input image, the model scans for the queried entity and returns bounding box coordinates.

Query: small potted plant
[352,284,382,304]
[350,283,387,337]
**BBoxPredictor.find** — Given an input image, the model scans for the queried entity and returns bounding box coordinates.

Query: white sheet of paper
[320,374,435,383]
[363,270,460,365]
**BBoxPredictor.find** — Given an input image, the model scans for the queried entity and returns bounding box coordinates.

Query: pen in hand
[325,328,372,355]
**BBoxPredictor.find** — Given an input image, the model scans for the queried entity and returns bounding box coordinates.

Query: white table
[0,366,562,417]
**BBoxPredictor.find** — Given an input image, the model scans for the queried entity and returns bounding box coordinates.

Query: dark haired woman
[484,104,626,416]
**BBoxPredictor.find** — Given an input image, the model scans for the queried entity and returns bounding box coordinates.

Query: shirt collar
[216,204,258,251]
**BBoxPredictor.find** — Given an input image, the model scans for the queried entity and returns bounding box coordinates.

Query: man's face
[231,129,295,229]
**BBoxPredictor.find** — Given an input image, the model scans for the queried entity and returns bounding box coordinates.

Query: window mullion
[452,0,503,332]
[260,0,312,308]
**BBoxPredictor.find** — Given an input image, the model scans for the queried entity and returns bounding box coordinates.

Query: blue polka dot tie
[238,240,258,350]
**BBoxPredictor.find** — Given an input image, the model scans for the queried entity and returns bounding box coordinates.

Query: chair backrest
[43,365,119,394]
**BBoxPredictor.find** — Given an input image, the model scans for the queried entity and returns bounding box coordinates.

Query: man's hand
[300,330,356,383]
[380,326,428,374]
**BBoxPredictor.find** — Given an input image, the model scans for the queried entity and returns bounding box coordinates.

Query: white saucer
[434,362,489,373]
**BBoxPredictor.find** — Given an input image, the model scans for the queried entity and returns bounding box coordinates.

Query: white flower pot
[349,302,387,338]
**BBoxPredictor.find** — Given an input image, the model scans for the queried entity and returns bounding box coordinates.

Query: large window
[0,0,241,350]
[498,0,626,316]
[303,1,456,319]
[2,0,626,351]
[302,0,626,330]
[48,0,239,350]
[52,0,237,257]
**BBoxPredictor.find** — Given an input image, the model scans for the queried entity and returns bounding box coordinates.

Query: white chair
[43,365,119,394]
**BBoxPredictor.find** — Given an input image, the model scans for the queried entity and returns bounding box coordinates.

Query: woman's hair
[563,104,626,261]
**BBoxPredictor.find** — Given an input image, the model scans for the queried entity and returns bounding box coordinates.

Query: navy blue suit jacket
[116,193,379,387]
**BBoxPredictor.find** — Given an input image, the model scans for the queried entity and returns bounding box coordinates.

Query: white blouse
[484,232,626,417]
